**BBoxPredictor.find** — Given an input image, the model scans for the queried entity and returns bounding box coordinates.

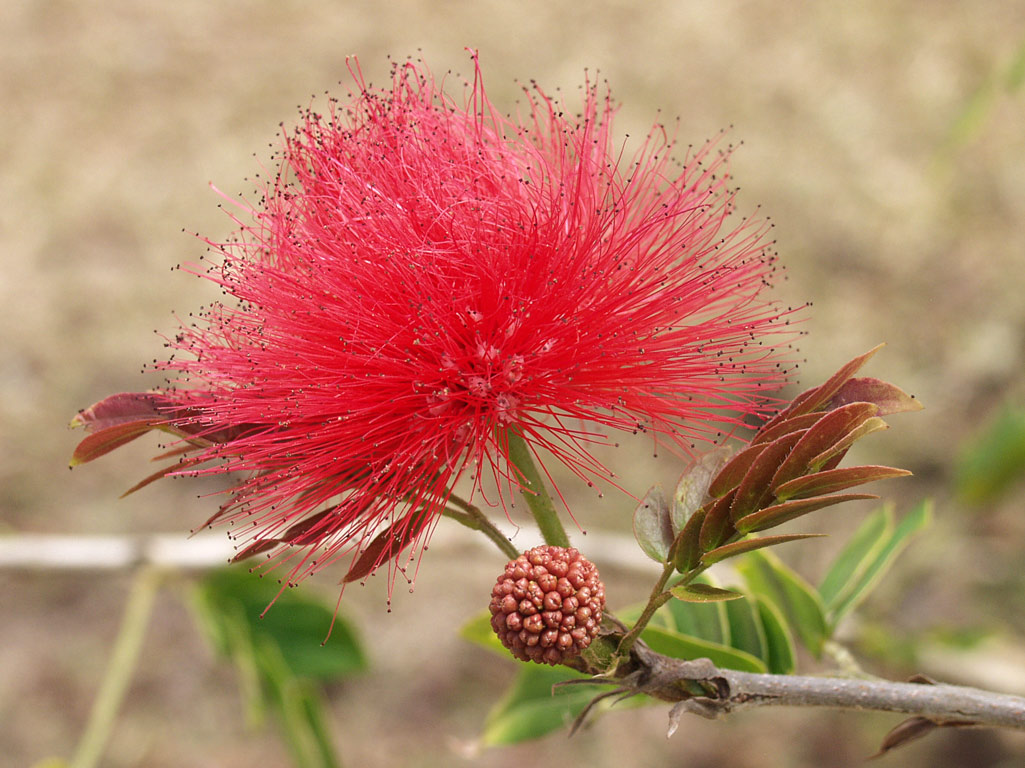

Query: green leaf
[662,576,730,645]
[481,664,606,746]
[737,550,829,656]
[671,583,744,603]
[752,597,797,674]
[955,405,1025,505]
[619,577,731,645]
[640,625,766,673]
[826,501,932,628]
[256,640,342,768]
[723,595,769,663]
[459,610,508,657]
[193,567,367,680]
[701,534,824,566]
[817,506,892,609]
[632,484,673,562]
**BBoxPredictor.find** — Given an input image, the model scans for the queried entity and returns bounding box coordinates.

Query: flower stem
[441,503,520,560]
[505,428,570,548]
[70,566,162,768]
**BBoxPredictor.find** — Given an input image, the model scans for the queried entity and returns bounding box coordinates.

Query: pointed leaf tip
[828,377,923,416]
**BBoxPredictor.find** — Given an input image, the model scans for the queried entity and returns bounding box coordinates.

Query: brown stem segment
[584,641,1025,732]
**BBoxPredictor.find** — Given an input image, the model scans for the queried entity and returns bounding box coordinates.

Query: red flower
[73,54,800,593]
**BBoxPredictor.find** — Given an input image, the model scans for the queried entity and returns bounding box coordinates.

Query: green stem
[441,504,521,560]
[505,428,570,548]
[70,566,162,768]
[618,563,710,658]
[617,560,676,657]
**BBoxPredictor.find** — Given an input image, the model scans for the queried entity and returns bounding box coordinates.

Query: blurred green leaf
[459,611,508,657]
[737,550,829,656]
[640,626,766,673]
[662,576,730,645]
[723,595,769,663]
[481,664,608,746]
[946,38,1025,149]
[825,501,932,628]
[194,567,366,680]
[818,506,891,609]
[257,640,342,768]
[191,568,362,768]
[955,405,1025,505]
[752,596,796,674]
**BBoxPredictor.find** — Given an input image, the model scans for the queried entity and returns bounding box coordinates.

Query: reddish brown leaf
[231,538,281,563]
[700,533,825,565]
[774,465,912,502]
[280,507,340,545]
[729,431,806,522]
[869,717,939,759]
[120,454,208,497]
[672,507,706,573]
[698,491,737,552]
[72,392,168,431]
[829,377,923,417]
[759,386,821,433]
[819,447,849,473]
[707,442,771,498]
[70,421,162,466]
[761,345,884,431]
[735,493,878,534]
[769,402,880,491]
[808,417,889,469]
[752,411,823,445]
[798,345,884,414]
[343,505,432,584]
[196,503,233,531]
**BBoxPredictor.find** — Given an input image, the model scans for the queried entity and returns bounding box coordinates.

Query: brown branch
[575,639,1025,736]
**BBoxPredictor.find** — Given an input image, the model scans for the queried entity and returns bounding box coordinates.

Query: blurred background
[2,1,1025,766]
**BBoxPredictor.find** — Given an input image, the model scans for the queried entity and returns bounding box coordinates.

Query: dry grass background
[2,1,1025,766]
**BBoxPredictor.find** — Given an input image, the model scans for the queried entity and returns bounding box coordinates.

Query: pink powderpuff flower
[72,53,802,595]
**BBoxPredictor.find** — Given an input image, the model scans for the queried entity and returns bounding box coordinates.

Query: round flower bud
[488,546,605,665]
